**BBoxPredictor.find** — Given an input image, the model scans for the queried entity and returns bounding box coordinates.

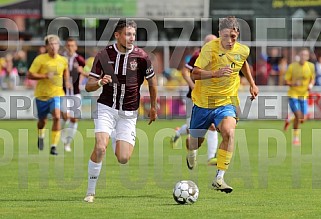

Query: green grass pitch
[1,119,321,218]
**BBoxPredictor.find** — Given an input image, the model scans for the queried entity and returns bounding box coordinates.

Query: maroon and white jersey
[185,50,200,98]
[63,52,86,95]
[89,44,155,111]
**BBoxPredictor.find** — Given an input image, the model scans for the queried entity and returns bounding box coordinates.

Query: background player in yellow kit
[284,47,315,145]
[27,34,70,155]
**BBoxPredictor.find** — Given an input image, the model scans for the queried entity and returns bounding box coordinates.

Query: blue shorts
[189,104,237,138]
[289,98,308,115]
[36,97,61,119]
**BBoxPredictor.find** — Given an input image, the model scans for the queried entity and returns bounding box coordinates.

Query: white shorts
[61,94,82,118]
[94,103,137,146]
[185,98,193,129]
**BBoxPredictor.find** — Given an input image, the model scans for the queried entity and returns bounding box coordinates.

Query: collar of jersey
[113,43,134,54]
[63,51,78,58]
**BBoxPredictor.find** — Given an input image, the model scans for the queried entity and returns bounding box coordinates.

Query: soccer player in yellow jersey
[27,35,70,155]
[188,16,259,193]
[284,48,315,145]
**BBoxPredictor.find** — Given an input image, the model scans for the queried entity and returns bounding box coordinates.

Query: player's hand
[250,84,259,101]
[65,81,72,89]
[148,107,157,125]
[99,75,112,86]
[213,66,232,78]
[291,80,302,87]
[47,72,54,79]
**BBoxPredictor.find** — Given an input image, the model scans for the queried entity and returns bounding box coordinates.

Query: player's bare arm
[308,78,315,91]
[240,60,259,100]
[63,68,72,89]
[78,66,90,77]
[285,79,293,86]
[181,67,195,90]
[192,66,232,80]
[85,75,112,92]
[147,75,158,125]
[27,71,50,80]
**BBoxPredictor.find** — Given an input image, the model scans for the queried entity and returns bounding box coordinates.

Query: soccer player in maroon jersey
[84,20,158,202]
[61,38,87,152]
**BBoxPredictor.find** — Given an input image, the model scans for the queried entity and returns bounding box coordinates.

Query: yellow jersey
[29,53,68,101]
[285,61,315,99]
[193,39,250,108]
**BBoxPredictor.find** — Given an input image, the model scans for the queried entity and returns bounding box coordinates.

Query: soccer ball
[173,180,199,204]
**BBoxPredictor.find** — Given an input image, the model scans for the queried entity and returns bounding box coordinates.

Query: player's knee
[95,140,107,156]
[52,117,59,123]
[116,155,130,164]
[95,146,107,157]
[221,129,234,142]
[198,138,205,148]
[38,119,46,128]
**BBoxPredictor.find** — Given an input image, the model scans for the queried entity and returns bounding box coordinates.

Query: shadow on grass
[98,194,159,199]
[0,194,166,202]
[0,196,82,202]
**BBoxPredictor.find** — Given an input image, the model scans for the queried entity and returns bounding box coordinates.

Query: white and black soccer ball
[173,180,199,204]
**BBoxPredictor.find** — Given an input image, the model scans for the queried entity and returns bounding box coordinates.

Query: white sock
[216,170,225,178]
[60,119,69,143]
[87,159,102,195]
[176,124,188,136]
[60,119,66,129]
[188,149,197,158]
[66,122,78,144]
[207,130,218,160]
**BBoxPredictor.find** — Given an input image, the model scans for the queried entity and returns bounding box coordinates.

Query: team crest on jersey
[234,54,241,61]
[130,59,138,71]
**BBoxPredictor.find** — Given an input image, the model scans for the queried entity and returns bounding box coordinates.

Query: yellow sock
[293,129,300,138]
[217,149,233,171]
[38,129,45,138]
[51,130,61,146]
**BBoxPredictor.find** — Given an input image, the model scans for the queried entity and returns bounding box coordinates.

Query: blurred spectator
[38,45,46,54]
[267,47,281,85]
[278,57,288,85]
[309,50,317,63]
[0,54,20,90]
[161,68,186,90]
[240,55,253,87]
[80,48,97,89]
[13,50,28,85]
[253,54,271,85]
[315,56,321,86]
[0,56,6,72]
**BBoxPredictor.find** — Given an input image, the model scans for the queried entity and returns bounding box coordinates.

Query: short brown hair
[114,19,137,33]
[219,16,240,32]
[66,37,76,43]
